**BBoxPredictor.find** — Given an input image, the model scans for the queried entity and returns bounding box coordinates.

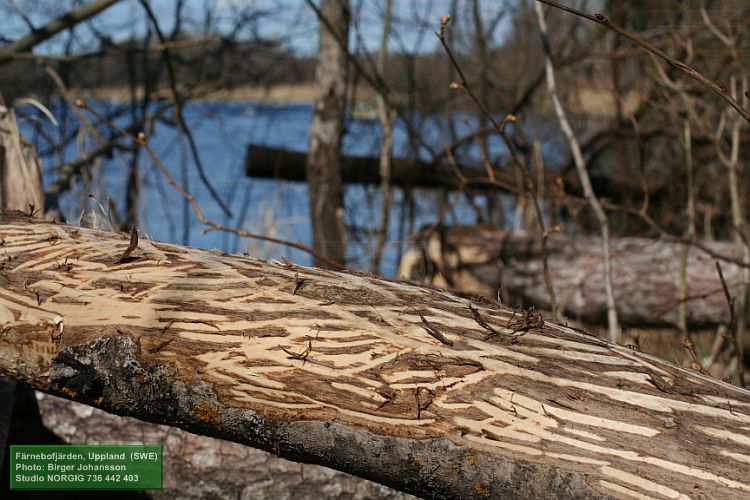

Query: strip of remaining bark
[1,213,749,499]
[3,389,412,499]
[400,225,750,330]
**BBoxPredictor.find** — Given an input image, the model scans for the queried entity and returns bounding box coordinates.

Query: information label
[10,445,162,490]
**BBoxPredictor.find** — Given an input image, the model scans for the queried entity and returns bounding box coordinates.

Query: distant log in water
[245,144,488,189]
[399,226,745,328]
[244,145,670,214]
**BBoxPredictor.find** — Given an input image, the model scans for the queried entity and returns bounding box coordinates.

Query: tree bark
[398,225,750,330]
[306,0,350,268]
[1,390,411,499]
[1,213,750,499]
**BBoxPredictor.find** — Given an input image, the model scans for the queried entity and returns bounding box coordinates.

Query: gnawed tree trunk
[1,213,750,499]
[306,0,350,267]
[399,225,750,329]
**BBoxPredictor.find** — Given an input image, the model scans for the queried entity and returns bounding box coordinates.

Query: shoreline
[70,83,634,118]
[72,83,374,105]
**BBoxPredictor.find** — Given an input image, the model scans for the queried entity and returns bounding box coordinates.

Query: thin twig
[138,0,233,218]
[714,76,749,388]
[682,337,709,376]
[370,0,394,275]
[715,261,746,387]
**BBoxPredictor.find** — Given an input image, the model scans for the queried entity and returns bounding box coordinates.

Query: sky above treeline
[2,0,513,57]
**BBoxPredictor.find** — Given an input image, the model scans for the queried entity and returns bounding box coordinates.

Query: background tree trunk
[0,108,44,213]
[1,213,750,499]
[306,0,350,268]
[370,0,394,276]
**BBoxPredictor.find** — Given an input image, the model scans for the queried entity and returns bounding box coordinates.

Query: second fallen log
[399,225,747,328]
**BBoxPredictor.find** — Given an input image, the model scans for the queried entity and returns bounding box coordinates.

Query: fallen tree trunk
[399,225,747,328]
[1,212,749,499]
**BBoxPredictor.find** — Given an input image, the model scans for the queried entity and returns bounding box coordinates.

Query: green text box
[10,445,162,490]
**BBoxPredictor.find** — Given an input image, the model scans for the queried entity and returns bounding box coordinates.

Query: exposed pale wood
[1,213,749,499]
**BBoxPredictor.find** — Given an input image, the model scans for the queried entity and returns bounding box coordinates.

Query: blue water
[23,100,554,276]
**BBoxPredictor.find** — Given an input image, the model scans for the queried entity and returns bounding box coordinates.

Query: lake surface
[27,100,556,276]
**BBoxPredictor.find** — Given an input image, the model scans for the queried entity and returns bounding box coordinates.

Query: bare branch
[0,0,124,65]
